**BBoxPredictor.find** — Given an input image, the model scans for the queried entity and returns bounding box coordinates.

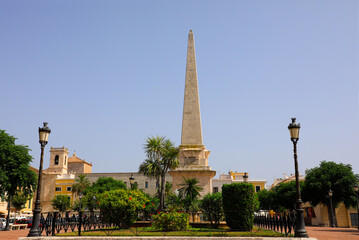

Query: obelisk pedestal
[169,145,216,196]
[169,30,215,196]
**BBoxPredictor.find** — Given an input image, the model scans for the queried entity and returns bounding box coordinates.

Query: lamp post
[28,122,51,237]
[243,172,248,183]
[78,193,83,236]
[328,189,335,227]
[288,118,308,238]
[129,174,134,189]
[354,185,359,230]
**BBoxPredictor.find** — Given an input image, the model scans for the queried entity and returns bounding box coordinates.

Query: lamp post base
[294,208,308,238]
[27,201,42,237]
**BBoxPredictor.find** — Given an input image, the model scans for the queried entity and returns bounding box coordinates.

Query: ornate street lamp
[288,118,308,238]
[28,122,51,237]
[243,172,248,183]
[129,174,135,189]
[328,189,335,227]
[354,185,359,230]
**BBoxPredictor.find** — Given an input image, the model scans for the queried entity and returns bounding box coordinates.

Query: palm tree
[72,175,91,197]
[139,136,179,210]
[139,158,161,197]
[178,177,203,218]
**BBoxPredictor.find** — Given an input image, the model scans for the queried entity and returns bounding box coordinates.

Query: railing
[36,210,294,237]
[39,211,103,236]
[253,211,296,236]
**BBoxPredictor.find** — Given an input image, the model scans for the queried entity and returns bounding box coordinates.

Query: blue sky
[1,1,358,185]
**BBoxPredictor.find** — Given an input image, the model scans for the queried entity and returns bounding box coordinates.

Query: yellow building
[54,175,75,205]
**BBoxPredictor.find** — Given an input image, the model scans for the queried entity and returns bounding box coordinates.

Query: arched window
[54,155,59,165]
[64,156,67,165]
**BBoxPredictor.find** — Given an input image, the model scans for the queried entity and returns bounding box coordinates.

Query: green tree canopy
[139,136,179,210]
[273,181,305,211]
[0,130,37,230]
[303,161,358,208]
[51,195,71,214]
[11,192,29,220]
[257,189,274,210]
[302,161,358,226]
[12,192,28,210]
[84,177,126,194]
[257,181,305,212]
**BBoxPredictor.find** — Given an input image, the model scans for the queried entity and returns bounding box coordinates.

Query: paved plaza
[0,227,358,240]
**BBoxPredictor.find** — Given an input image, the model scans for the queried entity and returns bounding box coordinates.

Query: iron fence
[254,211,296,236]
[36,210,294,237]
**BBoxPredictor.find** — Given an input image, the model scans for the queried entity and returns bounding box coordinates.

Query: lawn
[58,227,289,237]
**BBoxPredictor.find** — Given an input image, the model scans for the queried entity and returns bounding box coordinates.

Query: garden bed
[56,227,289,237]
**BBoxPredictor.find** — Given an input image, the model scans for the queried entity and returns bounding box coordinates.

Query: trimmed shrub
[153,211,189,231]
[222,183,255,231]
[200,192,224,228]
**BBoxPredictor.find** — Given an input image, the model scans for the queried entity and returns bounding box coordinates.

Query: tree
[139,136,179,210]
[178,177,203,219]
[0,130,37,230]
[273,181,305,211]
[257,189,275,210]
[200,192,223,228]
[51,195,70,215]
[178,177,202,205]
[72,175,91,196]
[302,161,358,226]
[83,177,126,194]
[82,191,99,213]
[11,192,29,220]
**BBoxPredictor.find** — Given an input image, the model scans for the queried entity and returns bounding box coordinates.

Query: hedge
[222,183,255,231]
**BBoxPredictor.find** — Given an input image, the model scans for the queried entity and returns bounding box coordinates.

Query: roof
[68,153,92,166]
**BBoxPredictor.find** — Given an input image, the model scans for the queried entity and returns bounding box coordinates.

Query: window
[351,213,358,227]
[54,155,59,165]
[28,199,31,209]
[213,187,219,193]
[65,156,67,165]
[255,186,261,192]
[156,182,159,188]
[67,186,72,192]
[55,187,62,192]
[145,182,148,188]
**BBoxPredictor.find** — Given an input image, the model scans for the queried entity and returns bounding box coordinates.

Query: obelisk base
[169,169,216,196]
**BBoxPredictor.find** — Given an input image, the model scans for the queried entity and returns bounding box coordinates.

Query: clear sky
[1,1,358,186]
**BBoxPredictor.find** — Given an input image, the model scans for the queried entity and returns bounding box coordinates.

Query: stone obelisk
[169,30,216,196]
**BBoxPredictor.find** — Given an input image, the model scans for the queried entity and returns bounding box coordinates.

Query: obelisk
[169,30,216,196]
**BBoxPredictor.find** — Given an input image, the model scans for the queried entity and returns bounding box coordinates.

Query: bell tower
[45,147,69,175]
